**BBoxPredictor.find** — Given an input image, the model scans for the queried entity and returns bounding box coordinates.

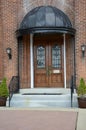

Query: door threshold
[22,93,63,95]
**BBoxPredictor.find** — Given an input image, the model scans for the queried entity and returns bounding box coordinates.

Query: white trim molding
[30,34,34,88]
[63,34,67,88]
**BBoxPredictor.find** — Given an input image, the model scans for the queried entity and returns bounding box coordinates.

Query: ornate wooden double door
[34,41,64,88]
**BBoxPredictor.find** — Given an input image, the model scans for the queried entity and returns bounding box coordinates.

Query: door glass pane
[37,46,45,68]
[52,45,61,68]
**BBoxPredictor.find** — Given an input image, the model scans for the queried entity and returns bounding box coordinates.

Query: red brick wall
[0,0,75,87]
[0,0,22,84]
[66,35,75,88]
[1,0,86,87]
[0,1,4,80]
[75,0,86,85]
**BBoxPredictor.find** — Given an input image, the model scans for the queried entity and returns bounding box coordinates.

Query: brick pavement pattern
[0,110,77,130]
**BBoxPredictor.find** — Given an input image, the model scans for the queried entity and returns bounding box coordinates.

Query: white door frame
[63,34,67,88]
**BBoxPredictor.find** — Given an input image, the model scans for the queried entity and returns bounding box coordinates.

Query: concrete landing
[77,109,86,130]
[20,88,71,94]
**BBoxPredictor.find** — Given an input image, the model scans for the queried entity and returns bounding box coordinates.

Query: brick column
[75,0,86,85]
[0,1,4,80]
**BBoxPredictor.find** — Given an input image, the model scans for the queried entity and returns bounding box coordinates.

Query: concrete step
[7,100,77,108]
[6,89,78,108]
[20,88,71,94]
[7,93,77,101]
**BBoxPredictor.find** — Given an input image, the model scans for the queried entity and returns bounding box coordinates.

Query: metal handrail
[8,76,19,107]
[70,75,75,107]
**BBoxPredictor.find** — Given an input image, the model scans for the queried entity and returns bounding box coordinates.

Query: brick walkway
[0,109,77,130]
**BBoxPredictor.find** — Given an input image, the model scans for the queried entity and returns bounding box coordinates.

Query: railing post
[9,88,10,107]
[70,75,74,107]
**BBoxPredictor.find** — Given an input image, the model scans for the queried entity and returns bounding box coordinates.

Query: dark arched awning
[16,6,75,37]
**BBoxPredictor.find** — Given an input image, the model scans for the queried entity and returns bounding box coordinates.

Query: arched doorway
[16,6,75,89]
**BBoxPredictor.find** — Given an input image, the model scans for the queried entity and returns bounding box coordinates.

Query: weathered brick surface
[0,1,4,80]
[0,0,86,87]
[75,0,86,85]
[0,0,22,84]
[22,0,75,25]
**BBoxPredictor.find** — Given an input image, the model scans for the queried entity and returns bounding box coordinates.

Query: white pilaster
[63,34,66,88]
[30,34,34,88]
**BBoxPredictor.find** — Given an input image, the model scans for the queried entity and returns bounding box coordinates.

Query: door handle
[46,66,52,76]
[49,66,52,76]
[46,67,49,76]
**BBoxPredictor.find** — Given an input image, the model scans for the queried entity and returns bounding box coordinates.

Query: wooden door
[48,42,64,87]
[34,42,49,87]
[34,42,64,88]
